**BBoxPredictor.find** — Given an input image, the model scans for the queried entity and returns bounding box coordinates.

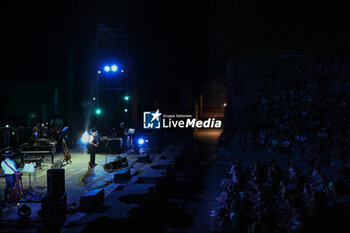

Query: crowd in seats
[242,54,350,167]
[211,158,350,233]
[213,54,350,232]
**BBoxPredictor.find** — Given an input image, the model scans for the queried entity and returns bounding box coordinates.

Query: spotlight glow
[111,65,118,72]
[124,108,128,112]
[138,138,145,145]
[104,66,110,72]
[81,131,89,144]
[95,108,102,115]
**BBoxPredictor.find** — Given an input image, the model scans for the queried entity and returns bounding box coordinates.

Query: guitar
[3,160,23,201]
[63,146,72,164]
[10,172,23,201]
[62,138,72,164]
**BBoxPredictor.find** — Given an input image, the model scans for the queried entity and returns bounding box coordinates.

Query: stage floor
[0,149,140,204]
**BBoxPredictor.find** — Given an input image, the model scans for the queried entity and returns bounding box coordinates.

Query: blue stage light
[138,138,145,145]
[111,65,118,72]
[104,66,110,72]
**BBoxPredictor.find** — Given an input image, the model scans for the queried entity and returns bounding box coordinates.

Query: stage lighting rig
[102,64,118,73]
[111,65,118,72]
[104,66,110,72]
[96,23,129,133]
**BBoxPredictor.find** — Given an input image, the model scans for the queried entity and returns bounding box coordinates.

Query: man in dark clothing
[87,129,98,168]
[116,122,127,152]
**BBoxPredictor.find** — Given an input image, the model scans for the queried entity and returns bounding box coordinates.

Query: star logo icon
[150,109,162,122]
[143,110,162,129]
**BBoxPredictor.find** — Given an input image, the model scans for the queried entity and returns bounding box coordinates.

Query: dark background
[1,0,349,129]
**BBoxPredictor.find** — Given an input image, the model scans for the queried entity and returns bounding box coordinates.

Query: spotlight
[124,108,128,112]
[121,70,124,73]
[111,65,118,72]
[124,95,129,101]
[224,103,227,107]
[95,108,102,115]
[138,138,145,145]
[104,66,110,72]
[5,124,9,128]
[98,70,101,74]
[81,131,89,144]
[93,97,96,100]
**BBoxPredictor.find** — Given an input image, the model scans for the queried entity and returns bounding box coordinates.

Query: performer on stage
[1,149,20,200]
[117,122,127,152]
[87,129,98,168]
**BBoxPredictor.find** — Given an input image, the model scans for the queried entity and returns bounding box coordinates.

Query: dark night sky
[1,0,350,126]
[0,0,211,123]
[0,1,348,121]
[1,0,350,88]
[0,1,208,83]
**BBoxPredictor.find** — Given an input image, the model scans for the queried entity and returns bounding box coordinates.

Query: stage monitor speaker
[80,188,105,212]
[104,155,128,171]
[47,169,65,197]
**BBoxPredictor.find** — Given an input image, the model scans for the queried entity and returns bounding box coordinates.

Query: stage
[0,139,188,231]
[0,149,144,204]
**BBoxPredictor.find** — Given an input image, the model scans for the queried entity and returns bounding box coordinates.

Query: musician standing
[116,122,127,152]
[87,129,98,168]
[1,149,20,200]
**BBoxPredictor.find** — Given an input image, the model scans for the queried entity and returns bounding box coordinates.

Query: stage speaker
[114,168,131,183]
[40,194,67,226]
[80,188,105,212]
[47,169,65,197]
